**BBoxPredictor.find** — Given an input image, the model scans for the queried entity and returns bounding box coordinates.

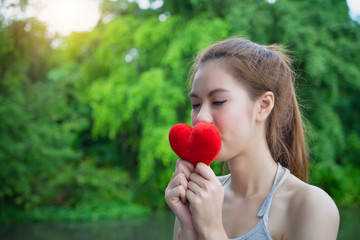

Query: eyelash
[191,100,227,109]
[213,100,227,105]
[192,104,200,109]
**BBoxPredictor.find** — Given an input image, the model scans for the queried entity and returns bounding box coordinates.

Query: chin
[214,152,227,162]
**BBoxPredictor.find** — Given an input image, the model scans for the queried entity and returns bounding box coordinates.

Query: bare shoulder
[283,174,340,240]
[285,174,339,213]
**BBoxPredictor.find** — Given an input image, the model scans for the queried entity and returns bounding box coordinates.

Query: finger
[165,185,187,205]
[188,180,202,194]
[195,162,217,181]
[172,162,194,181]
[168,172,188,191]
[177,185,187,204]
[175,159,181,168]
[186,189,199,208]
[176,159,195,172]
[189,172,206,189]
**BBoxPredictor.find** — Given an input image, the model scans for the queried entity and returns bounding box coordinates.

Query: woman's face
[190,59,257,162]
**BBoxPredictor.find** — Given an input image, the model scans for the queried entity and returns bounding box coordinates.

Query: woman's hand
[187,162,228,240]
[165,159,198,239]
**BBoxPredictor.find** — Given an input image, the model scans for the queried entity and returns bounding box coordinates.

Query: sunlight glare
[347,0,360,22]
[35,0,100,36]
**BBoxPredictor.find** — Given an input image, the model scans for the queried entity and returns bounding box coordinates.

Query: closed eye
[192,103,200,109]
[213,100,227,105]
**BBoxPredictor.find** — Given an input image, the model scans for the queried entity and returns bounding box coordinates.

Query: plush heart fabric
[168,122,221,166]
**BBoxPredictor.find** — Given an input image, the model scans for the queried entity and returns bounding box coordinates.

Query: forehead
[192,59,242,92]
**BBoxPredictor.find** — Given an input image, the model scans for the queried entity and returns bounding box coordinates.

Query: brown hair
[190,38,309,182]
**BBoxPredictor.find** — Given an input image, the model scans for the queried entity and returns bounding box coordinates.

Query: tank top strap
[257,162,290,219]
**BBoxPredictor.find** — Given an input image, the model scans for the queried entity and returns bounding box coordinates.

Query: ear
[255,91,274,122]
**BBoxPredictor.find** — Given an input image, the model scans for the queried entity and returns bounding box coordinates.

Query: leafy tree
[52,15,230,208]
[0,18,77,221]
[1,0,360,223]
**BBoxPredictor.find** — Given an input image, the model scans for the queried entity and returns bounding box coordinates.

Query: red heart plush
[168,122,221,166]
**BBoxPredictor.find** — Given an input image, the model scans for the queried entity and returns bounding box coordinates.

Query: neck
[227,134,278,198]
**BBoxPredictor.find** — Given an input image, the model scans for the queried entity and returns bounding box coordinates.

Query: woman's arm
[173,217,199,240]
[286,185,340,240]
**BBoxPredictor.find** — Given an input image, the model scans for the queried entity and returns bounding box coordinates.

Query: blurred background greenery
[0,0,360,234]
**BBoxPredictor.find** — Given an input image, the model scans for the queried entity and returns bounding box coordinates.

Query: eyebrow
[189,88,231,98]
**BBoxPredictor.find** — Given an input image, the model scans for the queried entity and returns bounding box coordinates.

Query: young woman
[164,38,339,240]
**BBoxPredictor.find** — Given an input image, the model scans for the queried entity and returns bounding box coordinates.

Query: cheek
[212,104,254,161]
[190,110,196,126]
[213,111,235,144]
[215,108,252,148]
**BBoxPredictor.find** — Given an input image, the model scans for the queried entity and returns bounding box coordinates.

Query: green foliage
[62,15,230,207]
[29,160,150,221]
[1,0,360,223]
[162,0,233,18]
[0,19,77,214]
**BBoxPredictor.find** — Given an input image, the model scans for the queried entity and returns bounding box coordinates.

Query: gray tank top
[222,163,290,240]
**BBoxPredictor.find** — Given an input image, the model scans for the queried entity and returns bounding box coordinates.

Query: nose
[194,105,213,125]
